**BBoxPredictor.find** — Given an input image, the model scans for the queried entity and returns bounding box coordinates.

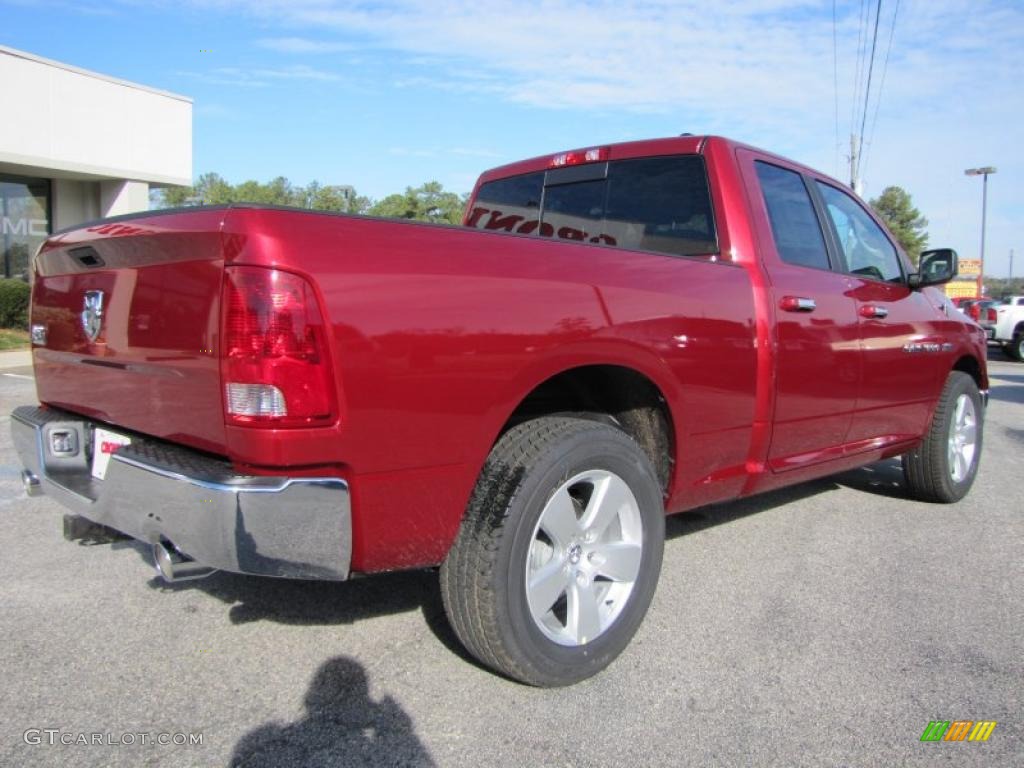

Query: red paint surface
[29,136,988,574]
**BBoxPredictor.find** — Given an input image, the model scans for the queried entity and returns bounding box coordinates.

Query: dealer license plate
[91,427,132,480]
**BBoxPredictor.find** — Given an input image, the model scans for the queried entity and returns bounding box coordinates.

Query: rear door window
[467,155,717,258]
[754,161,831,270]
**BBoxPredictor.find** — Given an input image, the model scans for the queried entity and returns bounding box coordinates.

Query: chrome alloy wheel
[525,470,643,647]
[948,393,978,483]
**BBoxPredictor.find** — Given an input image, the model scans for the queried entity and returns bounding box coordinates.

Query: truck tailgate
[31,209,228,455]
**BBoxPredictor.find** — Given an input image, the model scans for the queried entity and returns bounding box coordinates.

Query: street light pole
[965,166,997,297]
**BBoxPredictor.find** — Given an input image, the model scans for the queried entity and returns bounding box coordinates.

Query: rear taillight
[969,304,981,321]
[986,307,997,323]
[222,267,336,428]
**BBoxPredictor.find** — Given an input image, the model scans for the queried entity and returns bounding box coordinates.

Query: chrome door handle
[780,296,816,312]
[859,305,889,319]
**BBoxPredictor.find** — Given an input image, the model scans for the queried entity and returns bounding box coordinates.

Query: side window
[540,156,718,254]
[540,179,606,243]
[465,172,545,235]
[754,162,831,270]
[604,156,717,256]
[465,156,718,257]
[816,182,902,283]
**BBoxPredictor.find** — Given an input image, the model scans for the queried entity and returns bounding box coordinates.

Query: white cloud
[178,68,269,88]
[186,0,1021,271]
[449,147,503,159]
[179,64,341,88]
[389,147,504,159]
[222,2,1018,131]
[256,37,354,54]
[254,64,341,81]
[388,147,436,158]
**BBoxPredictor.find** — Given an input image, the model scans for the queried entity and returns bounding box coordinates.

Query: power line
[856,0,884,183]
[861,0,899,180]
[850,0,870,132]
[833,0,841,176]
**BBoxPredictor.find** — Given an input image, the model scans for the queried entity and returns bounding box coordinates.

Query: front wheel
[902,371,983,503]
[440,416,665,686]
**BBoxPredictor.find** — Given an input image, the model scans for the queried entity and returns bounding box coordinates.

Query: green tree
[983,277,1024,299]
[155,185,190,208]
[152,174,370,213]
[367,181,465,224]
[869,186,929,265]
[300,182,371,214]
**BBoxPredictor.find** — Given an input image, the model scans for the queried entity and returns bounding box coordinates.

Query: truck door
[740,153,861,471]
[812,180,947,444]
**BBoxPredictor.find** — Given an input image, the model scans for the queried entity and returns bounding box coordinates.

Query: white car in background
[992,296,1024,360]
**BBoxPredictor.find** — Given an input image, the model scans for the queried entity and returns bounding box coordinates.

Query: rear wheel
[902,371,983,503]
[440,416,665,686]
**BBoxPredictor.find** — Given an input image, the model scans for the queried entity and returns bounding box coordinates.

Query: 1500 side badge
[904,341,954,354]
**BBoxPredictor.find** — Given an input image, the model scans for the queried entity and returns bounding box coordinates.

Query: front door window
[816,182,902,282]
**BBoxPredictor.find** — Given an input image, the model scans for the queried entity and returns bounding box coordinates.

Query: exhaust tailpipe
[152,540,217,582]
[22,470,41,497]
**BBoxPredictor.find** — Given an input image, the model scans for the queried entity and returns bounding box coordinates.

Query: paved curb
[0,349,32,370]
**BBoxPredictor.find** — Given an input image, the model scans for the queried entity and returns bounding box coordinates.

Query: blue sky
[2,0,1021,278]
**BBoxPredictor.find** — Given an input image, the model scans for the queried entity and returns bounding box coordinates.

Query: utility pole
[849,134,861,195]
[1010,248,1015,279]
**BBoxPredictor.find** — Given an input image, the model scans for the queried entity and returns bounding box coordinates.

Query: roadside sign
[944,281,977,299]
[959,259,981,276]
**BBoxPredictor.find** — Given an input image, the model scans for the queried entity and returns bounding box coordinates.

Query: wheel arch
[493,362,677,495]
[952,353,988,391]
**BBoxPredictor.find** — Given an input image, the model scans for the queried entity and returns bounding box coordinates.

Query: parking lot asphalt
[1,351,1021,767]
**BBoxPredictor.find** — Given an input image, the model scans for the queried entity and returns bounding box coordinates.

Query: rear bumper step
[11,406,351,580]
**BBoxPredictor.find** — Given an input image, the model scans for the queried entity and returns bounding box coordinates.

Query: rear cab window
[466,155,718,258]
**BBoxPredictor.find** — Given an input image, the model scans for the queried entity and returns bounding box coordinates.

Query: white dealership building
[0,45,192,279]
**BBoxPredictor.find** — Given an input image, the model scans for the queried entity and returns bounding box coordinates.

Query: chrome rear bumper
[11,405,351,580]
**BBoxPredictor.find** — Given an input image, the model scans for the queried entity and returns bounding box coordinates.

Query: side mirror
[909,248,958,289]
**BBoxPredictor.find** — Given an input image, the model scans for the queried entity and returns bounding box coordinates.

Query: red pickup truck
[12,135,987,686]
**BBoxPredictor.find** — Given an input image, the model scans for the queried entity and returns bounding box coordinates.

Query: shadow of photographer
[230,655,436,767]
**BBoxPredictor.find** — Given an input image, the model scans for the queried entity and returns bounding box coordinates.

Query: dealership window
[1,175,51,280]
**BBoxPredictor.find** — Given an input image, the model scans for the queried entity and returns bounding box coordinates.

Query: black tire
[902,371,983,503]
[1009,333,1024,361]
[440,416,665,687]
